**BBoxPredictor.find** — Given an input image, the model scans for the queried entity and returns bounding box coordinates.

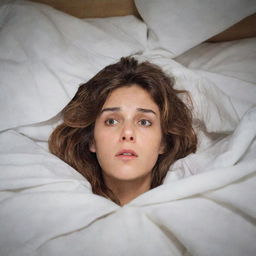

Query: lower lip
[116,155,137,160]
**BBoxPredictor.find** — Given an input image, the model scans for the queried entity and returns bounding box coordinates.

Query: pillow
[135,0,256,57]
[0,0,147,131]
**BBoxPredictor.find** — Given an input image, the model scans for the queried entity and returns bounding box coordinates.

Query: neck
[104,174,151,206]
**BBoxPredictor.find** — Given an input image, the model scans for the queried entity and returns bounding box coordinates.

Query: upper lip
[115,149,138,157]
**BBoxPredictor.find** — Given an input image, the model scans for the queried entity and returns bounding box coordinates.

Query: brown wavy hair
[49,57,197,205]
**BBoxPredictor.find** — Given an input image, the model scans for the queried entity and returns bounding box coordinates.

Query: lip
[115,149,138,159]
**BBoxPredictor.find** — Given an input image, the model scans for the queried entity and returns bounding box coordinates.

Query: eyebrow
[101,107,157,115]
[137,108,157,115]
[101,107,120,113]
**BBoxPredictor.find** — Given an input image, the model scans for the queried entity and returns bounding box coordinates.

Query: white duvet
[0,1,256,256]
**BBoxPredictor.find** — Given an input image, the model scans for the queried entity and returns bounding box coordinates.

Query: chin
[106,169,151,183]
[114,175,142,182]
[109,173,140,181]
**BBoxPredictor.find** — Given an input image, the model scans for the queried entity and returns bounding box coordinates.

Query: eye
[105,118,119,126]
[138,119,152,127]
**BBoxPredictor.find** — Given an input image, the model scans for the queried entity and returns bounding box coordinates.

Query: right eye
[105,118,119,126]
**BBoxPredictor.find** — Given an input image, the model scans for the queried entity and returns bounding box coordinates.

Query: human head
[89,85,165,200]
[49,57,197,204]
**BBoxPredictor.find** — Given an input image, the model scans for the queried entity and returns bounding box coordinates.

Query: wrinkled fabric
[0,1,256,256]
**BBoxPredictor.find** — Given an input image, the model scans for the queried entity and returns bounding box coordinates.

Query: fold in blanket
[0,1,256,256]
[0,107,255,255]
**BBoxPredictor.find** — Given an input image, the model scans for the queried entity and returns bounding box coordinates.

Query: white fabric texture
[0,1,256,256]
[135,0,256,57]
[175,38,256,117]
[0,0,147,131]
[1,109,255,256]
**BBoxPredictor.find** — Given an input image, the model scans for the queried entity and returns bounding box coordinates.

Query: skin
[90,85,164,205]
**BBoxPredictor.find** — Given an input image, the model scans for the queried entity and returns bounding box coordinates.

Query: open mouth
[116,149,138,159]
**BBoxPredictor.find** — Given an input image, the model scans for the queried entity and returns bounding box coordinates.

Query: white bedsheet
[175,38,256,118]
[0,106,255,256]
[0,1,256,256]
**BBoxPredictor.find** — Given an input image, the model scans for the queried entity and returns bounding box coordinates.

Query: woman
[49,57,197,206]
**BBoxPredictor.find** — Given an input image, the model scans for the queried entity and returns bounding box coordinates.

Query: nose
[120,123,136,142]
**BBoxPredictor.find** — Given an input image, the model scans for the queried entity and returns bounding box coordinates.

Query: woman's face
[90,85,164,185]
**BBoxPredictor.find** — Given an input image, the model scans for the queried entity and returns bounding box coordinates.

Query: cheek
[93,126,116,154]
[139,135,162,174]
[141,128,163,151]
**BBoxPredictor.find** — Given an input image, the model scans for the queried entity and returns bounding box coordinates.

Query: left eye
[138,119,152,127]
[105,119,119,126]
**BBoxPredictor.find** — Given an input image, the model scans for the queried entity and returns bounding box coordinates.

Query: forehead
[103,85,159,112]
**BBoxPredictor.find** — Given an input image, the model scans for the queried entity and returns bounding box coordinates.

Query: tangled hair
[49,57,197,205]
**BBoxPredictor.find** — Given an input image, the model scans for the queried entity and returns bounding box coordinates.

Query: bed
[0,0,256,255]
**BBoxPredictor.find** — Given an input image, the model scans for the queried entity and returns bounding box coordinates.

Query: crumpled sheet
[0,1,256,256]
[0,106,255,256]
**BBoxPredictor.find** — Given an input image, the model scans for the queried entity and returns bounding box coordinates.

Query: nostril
[122,136,134,141]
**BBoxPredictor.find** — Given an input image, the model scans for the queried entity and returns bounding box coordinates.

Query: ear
[89,140,96,153]
[158,142,165,155]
